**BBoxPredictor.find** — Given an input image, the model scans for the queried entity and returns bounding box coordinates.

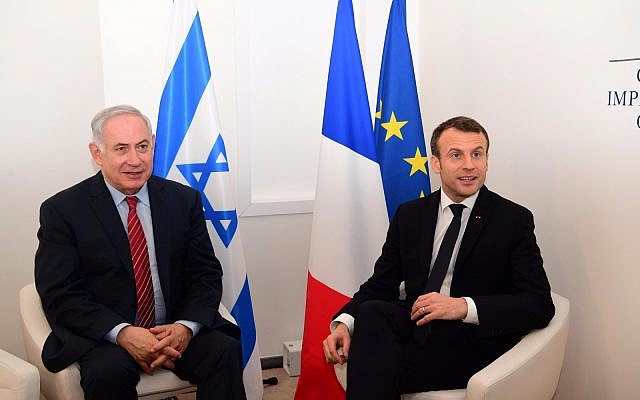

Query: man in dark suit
[35,105,247,399]
[323,116,555,399]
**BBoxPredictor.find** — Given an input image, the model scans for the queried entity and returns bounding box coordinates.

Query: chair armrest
[19,283,86,400]
[19,283,51,363]
[466,292,570,400]
[219,303,237,325]
[0,348,40,400]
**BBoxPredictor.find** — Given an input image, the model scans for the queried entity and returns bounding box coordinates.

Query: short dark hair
[430,116,489,157]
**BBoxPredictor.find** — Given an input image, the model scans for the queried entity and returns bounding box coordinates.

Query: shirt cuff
[330,313,355,336]
[461,297,479,324]
[104,323,131,344]
[176,320,202,336]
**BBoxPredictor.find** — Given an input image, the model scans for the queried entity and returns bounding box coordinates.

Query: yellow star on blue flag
[374,0,431,220]
[381,111,407,141]
[403,147,428,176]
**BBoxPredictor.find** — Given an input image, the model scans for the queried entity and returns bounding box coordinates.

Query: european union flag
[375,0,431,220]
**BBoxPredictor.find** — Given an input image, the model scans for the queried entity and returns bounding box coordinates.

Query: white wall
[0,0,104,356]
[411,2,640,399]
[2,1,640,398]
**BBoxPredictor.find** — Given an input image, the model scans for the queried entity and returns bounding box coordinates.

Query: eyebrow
[112,139,150,148]
[447,145,486,153]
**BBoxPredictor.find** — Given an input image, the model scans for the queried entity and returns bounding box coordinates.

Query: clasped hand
[116,323,193,374]
[410,292,468,325]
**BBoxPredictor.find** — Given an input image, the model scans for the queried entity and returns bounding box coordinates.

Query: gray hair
[90,105,153,150]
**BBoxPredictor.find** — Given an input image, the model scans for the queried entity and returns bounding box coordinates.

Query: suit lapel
[148,176,171,300]
[418,190,441,287]
[454,186,491,273]
[88,172,133,277]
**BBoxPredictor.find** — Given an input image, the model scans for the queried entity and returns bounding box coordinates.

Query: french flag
[295,0,388,398]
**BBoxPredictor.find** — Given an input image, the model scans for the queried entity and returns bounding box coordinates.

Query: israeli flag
[153,1,262,399]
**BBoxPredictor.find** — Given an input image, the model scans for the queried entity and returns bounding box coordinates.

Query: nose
[462,154,475,170]
[126,149,141,165]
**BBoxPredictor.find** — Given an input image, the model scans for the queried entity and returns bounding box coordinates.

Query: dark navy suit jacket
[337,186,555,360]
[35,172,237,372]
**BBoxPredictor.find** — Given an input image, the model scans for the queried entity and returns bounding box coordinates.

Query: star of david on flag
[176,134,238,247]
[153,1,262,398]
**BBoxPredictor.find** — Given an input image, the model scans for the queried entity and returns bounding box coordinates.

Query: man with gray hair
[35,105,247,399]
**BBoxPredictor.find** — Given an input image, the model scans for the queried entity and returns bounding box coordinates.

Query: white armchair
[19,282,237,400]
[335,292,570,400]
[0,348,40,400]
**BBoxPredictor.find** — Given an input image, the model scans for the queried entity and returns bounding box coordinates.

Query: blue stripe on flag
[154,12,211,178]
[375,0,431,220]
[321,0,376,162]
[230,278,257,367]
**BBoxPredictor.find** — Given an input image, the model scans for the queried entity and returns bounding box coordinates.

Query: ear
[430,154,441,174]
[89,142,103,166]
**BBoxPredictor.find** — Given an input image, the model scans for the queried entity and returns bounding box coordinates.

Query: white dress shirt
[332,190,480,335]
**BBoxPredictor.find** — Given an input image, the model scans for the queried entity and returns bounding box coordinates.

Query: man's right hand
[322,323,350,365]
[116,326,181,374]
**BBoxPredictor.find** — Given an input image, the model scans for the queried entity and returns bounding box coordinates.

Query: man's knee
[85,360,138,387]
[356,300,402,324]
[216,335,242,368]
[354,300,410,341]
[358,300,389,313]
[79,344,139,399]
[184,330,243,370]
[211,332,243,367]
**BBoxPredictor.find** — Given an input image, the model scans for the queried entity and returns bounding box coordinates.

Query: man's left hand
[410,292,468,325]
[149,323,193,369]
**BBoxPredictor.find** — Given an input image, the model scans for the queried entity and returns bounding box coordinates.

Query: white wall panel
[413,2,640,399]
[0,0,104,356]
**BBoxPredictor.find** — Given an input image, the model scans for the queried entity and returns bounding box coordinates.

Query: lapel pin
[474,215,482,220]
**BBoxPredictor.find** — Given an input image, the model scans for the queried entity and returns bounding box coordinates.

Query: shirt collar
[439,189,480,213]
[103,178,150,208]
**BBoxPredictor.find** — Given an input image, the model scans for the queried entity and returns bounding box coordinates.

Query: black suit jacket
[337,186,554,359]
[35,172,238,372]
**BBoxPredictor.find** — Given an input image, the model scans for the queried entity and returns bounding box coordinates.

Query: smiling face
[89,113,154,195]
[430,127,488,202]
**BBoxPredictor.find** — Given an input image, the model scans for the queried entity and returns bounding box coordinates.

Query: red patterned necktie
[125,196,155,328]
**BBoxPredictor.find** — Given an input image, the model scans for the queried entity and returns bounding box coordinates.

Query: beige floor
[178,368,298,399]
[262,368,299,400]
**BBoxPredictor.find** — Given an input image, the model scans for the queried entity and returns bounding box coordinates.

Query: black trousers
[78,328,247,400]
[346,300,492,400]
